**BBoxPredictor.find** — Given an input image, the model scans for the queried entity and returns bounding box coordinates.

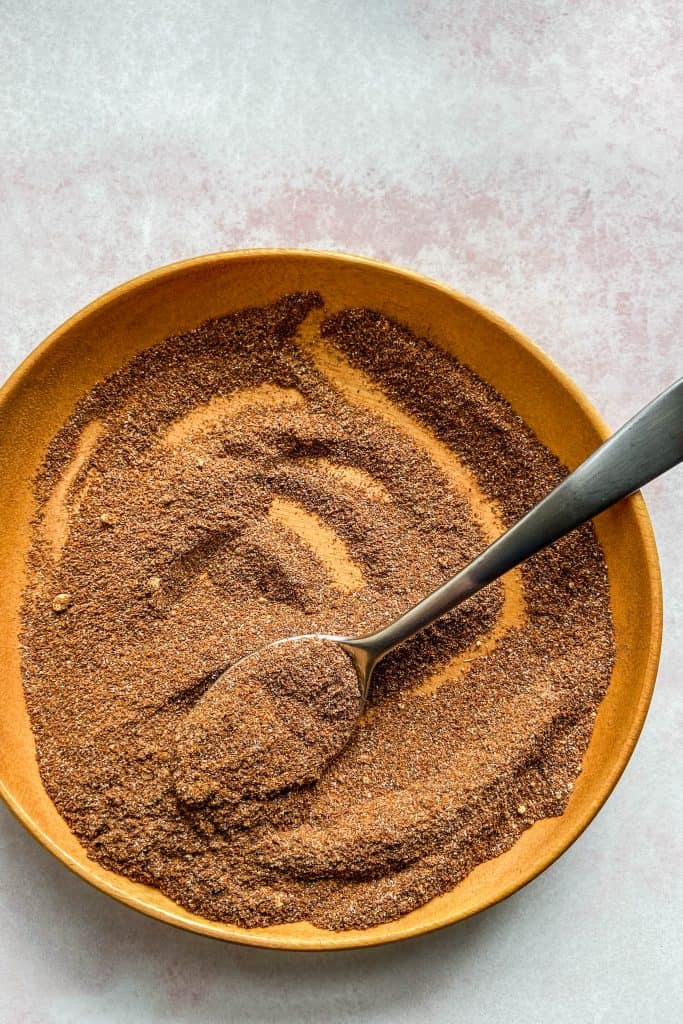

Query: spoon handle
[354,377,683,665]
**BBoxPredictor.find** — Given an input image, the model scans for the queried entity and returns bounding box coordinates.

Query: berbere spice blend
[20,293,614,930]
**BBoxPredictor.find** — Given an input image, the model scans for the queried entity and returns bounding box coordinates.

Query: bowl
[0,250,662,950]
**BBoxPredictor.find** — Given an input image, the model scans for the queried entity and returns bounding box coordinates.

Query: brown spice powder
[174,638,361,830]
[20,293,615,930]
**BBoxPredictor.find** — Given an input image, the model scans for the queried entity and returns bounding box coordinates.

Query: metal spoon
[284,377,682,705]
[180,379,682,806]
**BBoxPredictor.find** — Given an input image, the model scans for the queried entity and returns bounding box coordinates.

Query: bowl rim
[0,248,663,950]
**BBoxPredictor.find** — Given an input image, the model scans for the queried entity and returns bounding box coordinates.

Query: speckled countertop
[1,2,681,1021]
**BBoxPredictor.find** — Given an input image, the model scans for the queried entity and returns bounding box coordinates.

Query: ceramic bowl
[0,250,662,949]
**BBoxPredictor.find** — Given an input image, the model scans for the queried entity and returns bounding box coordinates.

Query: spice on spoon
[174,638,361,821]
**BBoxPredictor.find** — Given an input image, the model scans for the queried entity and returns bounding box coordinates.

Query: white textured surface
[1,1,681,1020]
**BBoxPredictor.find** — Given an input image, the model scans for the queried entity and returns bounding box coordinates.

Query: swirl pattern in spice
[20,293,614,930]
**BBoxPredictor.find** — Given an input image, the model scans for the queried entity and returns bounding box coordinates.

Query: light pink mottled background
[1,1,681,1021]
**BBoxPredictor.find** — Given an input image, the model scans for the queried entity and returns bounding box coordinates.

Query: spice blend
[174,637,361,829]
[21,293,615,930]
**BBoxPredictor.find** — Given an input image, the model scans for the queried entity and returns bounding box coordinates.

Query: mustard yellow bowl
[0,250,662,950]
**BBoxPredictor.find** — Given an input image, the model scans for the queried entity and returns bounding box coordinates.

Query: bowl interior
[0,251,661,949]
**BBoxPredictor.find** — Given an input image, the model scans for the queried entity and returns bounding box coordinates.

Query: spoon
[175,378,682,807]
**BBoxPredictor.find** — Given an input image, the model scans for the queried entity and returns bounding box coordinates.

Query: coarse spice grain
[20,292,615,930]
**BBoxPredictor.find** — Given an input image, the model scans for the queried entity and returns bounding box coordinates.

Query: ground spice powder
[174,637,361,826]
[21,293,615,930]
